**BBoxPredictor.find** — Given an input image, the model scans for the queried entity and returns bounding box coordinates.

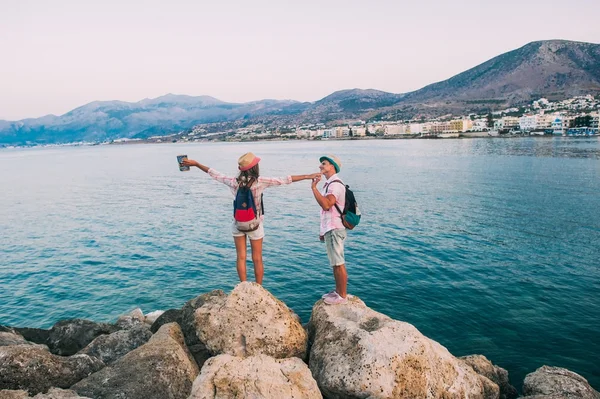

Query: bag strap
[324,180,345,216]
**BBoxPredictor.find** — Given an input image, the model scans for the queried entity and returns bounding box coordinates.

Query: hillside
[0,95,301,145]
[2,40,599,145]
[401,40,600,106]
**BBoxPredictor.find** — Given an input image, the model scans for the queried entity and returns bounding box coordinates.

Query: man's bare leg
[333,264,347,298]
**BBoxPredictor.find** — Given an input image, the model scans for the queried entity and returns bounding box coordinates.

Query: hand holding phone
[177,155,190,171]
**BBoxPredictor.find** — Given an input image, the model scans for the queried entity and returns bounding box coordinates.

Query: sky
[1,0,599,120]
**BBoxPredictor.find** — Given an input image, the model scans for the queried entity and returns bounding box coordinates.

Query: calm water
[1,138,599,390]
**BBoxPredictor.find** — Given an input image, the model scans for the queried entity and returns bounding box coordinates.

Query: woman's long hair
[236,164,259,188]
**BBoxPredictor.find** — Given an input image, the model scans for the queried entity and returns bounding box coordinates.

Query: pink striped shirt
[207,168,293,221]
[320,174,346,235]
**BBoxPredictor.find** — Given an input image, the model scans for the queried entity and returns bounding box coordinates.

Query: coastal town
[158,94,599,144]
[3,95,598,149]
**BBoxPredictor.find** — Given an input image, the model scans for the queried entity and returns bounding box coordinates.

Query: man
[311,154,348,305]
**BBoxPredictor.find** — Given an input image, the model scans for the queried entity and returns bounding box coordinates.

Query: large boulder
[0,326,49,346]
[0,390,29,398]
[0,345,104,395]
[188,354,322,399]
[461,355,518,399]
[192,282,307,359]
[0,331,38,347]
[0,388,92,398]
[71,323,199,399]
[144,310,165,326]
[180,291,225,367]
[47,319,119,356]
[115,308,145,329]
[522,366,600,398]
[150,308,182,333]
[77,324,152,365]
[308,297,496,399]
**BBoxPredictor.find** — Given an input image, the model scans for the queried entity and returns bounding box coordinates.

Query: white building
[409,123,424,134]
[384,124,407,135]
[321,129,335,138]
[551,116,566,134]
[494,116,520,130]
[352,127,366,137]
[472,119,488,131]
[536,114,553,130]
[591,112,599,128]
[519,115,538,131]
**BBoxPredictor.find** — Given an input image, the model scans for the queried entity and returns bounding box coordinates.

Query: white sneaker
[321,290,337,299]
[324,292,348,305]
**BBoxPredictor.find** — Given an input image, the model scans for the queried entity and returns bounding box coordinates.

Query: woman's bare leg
[249,238,264,285]
[234,235,248,282]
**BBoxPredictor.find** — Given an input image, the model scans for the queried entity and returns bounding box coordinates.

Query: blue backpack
[233,187,263,232]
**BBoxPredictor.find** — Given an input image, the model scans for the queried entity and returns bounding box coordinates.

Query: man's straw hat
[319,155,341,173]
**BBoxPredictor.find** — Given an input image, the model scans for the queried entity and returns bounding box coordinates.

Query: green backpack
[327,180,361,230]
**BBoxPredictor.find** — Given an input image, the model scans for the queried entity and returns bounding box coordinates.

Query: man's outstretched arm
[311,176,336,211]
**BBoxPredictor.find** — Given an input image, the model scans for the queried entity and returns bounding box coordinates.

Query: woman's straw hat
[238,152,261,171]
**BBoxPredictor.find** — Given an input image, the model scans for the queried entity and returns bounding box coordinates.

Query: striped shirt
[208,168,293,221]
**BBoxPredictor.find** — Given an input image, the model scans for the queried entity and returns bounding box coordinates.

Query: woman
[182,152,318,285]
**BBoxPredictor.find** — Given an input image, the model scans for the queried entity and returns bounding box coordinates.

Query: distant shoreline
[1,133,598,150]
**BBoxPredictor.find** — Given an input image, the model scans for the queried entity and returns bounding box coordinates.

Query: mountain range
[1,39,599,145]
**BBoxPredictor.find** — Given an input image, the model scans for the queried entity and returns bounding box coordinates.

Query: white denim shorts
[324,228,346,267]
[232,221,265,241]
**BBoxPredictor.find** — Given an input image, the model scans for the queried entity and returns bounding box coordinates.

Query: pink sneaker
[321,290,337,299]
[324,292,348,305]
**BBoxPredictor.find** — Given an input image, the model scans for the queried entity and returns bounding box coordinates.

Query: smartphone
[177,155,190,171]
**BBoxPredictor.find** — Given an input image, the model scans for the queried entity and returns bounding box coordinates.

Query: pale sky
[1,0,599,120]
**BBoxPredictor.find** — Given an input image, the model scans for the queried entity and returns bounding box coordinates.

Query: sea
[1,137,599,391]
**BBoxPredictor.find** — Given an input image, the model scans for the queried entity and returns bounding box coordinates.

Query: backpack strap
[325,180,345,216]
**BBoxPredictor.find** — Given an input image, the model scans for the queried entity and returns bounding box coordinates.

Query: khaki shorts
[324,228,346,267]
[232,221,265,241]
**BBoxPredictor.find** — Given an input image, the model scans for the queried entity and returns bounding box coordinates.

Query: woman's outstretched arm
[182,159,209,173]
[184,158,237,188]
[291,173,320,182]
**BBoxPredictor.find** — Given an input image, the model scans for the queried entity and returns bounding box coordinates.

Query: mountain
[307,89,404,121]
[0,94,301,145]
[2,40,599,145]
[401,40,600,107]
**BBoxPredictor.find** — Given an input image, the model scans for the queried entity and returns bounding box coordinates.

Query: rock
[14,328,50,346]
[522,366,600,399]
[71,323,199,399]
[32,388,92,398]
[0,388,92,399]
[115,308,145,329]
[0,345,104,395]
[77,324,152,365]
[461,355,518,399]
[0,326,50,346]
[0,331,35,347]
[144,310,164,326]
[189,354,322,399]
[0,390,29,399]
[308,297,494,399]
[179,291,226,367]
[193,282,307,359]
[47,319,119,356]
[150,308,181,333]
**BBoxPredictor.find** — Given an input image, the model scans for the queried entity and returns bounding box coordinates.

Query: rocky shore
[1,282,598,399]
